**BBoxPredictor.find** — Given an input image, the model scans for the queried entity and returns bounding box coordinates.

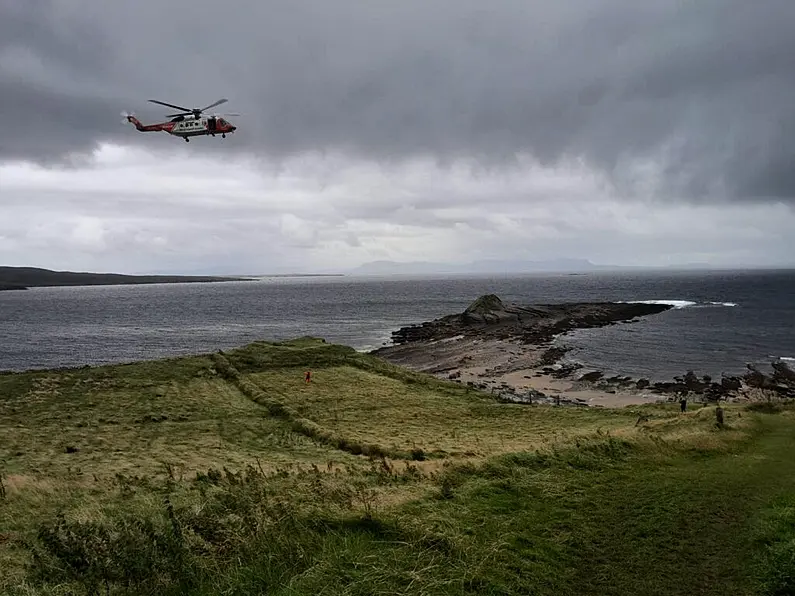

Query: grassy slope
[1,338,794,594]
[0,266,244,290]
[0,353,358,478]
[247,365,642,458]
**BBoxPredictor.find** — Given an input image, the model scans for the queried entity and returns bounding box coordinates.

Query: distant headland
[0,266,251,291]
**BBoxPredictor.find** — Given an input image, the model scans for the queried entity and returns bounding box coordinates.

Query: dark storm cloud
[2,0,795,202]
[0,0,125,162]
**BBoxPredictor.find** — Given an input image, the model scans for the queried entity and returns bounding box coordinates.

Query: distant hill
[348,259,719,276]
[0,266,249,291]
[350,258,603,276]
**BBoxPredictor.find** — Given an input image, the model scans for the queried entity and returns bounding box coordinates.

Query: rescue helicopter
[123,98,238,142]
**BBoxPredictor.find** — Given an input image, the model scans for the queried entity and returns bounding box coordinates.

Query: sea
[1,269,793,382]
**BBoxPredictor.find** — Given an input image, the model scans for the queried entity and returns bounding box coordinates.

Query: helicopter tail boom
[124,113,167,133]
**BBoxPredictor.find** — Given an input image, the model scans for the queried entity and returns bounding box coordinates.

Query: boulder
[772,361,795,386]
[579,371,604,383]
[461,294,516,325]
[743,365,769,389]
[721,376,742,391]
[683,370,704,391]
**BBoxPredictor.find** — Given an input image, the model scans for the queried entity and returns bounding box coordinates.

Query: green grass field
[1,338,794,595]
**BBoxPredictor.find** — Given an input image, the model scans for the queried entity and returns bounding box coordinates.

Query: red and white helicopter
[123,98,238,142]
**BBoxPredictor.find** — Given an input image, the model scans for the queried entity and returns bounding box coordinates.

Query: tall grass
[3,339,795,594]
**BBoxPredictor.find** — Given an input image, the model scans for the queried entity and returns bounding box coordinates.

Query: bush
[30,504,191,595]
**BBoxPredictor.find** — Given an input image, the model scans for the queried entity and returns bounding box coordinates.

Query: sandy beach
[379,333,661,408]
[372,294,795,408]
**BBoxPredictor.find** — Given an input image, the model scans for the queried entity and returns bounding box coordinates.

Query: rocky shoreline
[372,294,795,408]
[0,283,27,291]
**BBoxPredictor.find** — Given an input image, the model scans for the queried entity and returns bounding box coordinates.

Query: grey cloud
[2,0,795,202]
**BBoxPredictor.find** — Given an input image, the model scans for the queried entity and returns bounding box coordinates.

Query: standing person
[680,396,687,412]
[305,370,311,384]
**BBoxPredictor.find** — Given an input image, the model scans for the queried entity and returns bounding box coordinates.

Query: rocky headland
[0,266,250,291]
[372,294,795,408]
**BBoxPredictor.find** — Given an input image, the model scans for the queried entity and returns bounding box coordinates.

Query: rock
[538,346,569,366]
[704,383,728,401]
[636,378,650,389]
[651,381,689,394]
[462,294,510,324]
[370,295,679,406]
[721,376,742,391]
[375,295,675,351]
[743,364,768,389]
[551,362,581,379]
[683,370,704,391]
[579,371,604,383]
[772,361,795,385]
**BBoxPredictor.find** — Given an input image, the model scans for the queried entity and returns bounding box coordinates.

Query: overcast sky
[1,0,794,274]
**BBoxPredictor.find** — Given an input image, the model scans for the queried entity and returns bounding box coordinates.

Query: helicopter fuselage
[126,114,236,142]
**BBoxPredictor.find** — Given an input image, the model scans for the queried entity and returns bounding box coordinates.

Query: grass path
[421,413,795,596]
[559,414,795,595]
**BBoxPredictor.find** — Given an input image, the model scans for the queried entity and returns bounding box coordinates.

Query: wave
[781,356,795,362]
[619,299,738,309]
[623,299,696,309]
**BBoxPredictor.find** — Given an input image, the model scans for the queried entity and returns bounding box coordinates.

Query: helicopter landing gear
[184,137,189,142]
[222,133,226,139]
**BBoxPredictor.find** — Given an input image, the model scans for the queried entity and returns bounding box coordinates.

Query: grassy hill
[0,266,248,290]
[1,338,794,594]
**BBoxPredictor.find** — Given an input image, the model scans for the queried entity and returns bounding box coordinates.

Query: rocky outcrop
[373,294,795,408]
[772,361,795,385]
[734,363,795,398]
[462,294,511,324]
[570,362,795,402]
[383,295,674,347]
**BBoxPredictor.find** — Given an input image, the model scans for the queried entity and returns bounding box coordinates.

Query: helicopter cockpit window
[218,119,227,126]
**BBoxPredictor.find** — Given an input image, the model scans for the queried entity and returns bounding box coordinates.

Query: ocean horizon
[1,269,793,382]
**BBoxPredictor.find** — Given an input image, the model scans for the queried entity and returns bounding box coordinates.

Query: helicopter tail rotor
[121,111,145,131]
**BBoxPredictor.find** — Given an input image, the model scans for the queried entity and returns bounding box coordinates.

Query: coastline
[0,265,261,291]
[371,294,795,408]
[0,265,357,292]
[0,283,28,291]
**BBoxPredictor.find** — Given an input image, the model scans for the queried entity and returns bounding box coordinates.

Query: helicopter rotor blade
[148,99,192,112]
[201,98,228,111]
[166,112,193,118]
